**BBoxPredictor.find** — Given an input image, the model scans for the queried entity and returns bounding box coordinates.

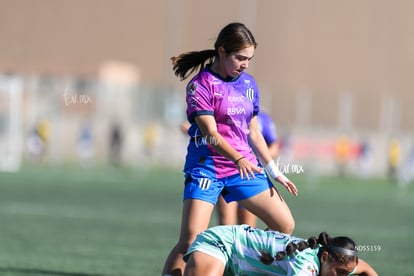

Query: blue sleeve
[258,112,278,145]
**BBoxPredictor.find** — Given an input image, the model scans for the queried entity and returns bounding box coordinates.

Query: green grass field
[0,164,413,275]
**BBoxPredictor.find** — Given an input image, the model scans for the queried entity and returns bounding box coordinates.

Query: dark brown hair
[260,232,358,266]
[171,22,257,80]
[317,232,358,265]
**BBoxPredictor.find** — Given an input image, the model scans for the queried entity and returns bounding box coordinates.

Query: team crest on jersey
[187,82,198,95]
[246,88,254,102]
[306,265,316,276]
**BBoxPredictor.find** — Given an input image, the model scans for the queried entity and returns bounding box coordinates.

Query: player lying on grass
[183,224,378,276]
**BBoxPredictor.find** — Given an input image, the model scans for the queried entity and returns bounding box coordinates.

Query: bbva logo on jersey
[246,88,254,102]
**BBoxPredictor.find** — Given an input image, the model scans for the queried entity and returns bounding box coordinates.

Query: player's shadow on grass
[0,267,108,276]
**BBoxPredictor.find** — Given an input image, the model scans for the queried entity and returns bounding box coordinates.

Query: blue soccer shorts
[183,168,273,204]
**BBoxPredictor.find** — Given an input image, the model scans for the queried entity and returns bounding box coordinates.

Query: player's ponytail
[171,50,216,81]
[275,236,320,261]
[260,235,319,263]
[260,232,357,264]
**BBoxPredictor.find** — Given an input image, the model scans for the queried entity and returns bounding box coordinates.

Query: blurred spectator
[335,135,351,177]
[356,138,374,178]
[26,128,43,162]
[398,143,414,187]
[26,118,51,163]
[143,122,160,157]
[77,121,94,168]
[109,121,123,167]
[387,138,401,182]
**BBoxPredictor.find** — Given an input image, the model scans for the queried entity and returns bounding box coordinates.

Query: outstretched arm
[354,258,378,276]
[248,116,297,196]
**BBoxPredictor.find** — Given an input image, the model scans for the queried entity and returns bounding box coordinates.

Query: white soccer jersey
[229,225,319,275]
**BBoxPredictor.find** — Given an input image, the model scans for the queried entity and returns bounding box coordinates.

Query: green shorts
[183,225,235,269]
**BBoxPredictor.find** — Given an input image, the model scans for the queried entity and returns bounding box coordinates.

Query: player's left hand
[275,175,298,196]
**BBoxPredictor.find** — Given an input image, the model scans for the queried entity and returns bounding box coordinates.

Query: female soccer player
[184,225,378,276]
[162,22,297,276]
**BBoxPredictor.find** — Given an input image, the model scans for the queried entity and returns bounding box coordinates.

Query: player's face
[222,46,255,78]
[320,252,357,276]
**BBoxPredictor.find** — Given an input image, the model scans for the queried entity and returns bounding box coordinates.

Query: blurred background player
[26,118,51,164]
[77,121,94,168]
[108,120,123,167]
[143,122,160,158]
[334,135,351,178]
[356,137,373,179]
[257,110,280,158]
[400,144,414,186]
[387,137,401,182]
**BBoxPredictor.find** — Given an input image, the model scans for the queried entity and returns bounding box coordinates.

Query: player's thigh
[239,187,294,233]
[184,251,225,276]
[179,199,215,243]
[237,207,257,227]
[217,196,238,225]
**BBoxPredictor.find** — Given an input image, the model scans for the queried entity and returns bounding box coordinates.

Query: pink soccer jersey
[184,66,260,178]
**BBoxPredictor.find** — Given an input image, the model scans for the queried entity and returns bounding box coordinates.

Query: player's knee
[175,239,195,254]
[282,218,295,234]
[268,216,295,234]
[185,251,225,276]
